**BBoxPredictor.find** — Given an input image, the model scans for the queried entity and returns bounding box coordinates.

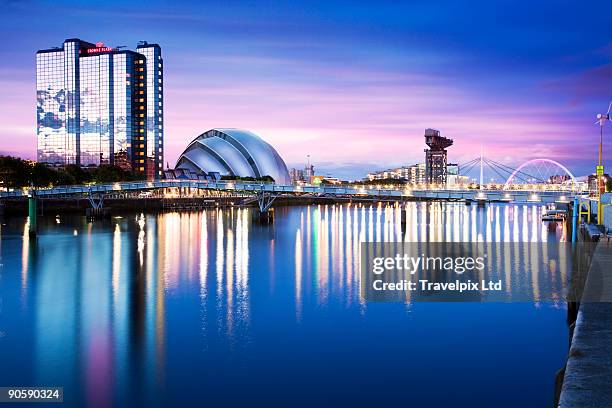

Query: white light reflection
[137,214,145,266]
[112,223,121,299]
[295,229,302,321]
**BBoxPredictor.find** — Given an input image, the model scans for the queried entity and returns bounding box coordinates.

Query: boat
[542,209,567,222]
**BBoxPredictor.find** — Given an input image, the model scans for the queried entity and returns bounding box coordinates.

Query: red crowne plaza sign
[86,46,114,54]
[86,42,113,54]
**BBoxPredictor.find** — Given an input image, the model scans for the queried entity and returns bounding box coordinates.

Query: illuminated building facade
[366,163,425,184]
[289,163,315,184]
[36,38,164,178]
[136,42,164,179]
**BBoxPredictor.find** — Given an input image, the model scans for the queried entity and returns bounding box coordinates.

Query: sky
[0,0,611,180]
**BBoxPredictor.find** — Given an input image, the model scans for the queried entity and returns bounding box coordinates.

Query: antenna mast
[479,145,484,189]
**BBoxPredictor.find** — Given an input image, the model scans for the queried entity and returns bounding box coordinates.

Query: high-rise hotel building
[36,38,164,178]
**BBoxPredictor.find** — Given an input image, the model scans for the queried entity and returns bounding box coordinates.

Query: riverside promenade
[558,238,612,407]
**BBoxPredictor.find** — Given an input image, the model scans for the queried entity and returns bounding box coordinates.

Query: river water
[0,202,568,407]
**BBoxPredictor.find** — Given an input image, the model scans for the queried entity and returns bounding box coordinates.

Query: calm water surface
[0,203,568,407]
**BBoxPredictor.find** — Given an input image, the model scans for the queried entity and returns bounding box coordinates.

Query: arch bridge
[458,156,582,191]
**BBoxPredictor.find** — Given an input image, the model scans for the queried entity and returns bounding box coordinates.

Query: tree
[0,156,31,188]
[0,156,144,188]
[30,162,70,187]
[63,164,92,184]
[92,165,144,183]
[361,177,406,186]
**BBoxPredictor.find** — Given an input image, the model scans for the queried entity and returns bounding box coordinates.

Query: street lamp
[595,102,611,224]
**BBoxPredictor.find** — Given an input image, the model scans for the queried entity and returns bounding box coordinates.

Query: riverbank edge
[556,226,612,407]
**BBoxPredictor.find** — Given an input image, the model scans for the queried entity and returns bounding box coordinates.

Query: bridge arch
[503,158,575,189]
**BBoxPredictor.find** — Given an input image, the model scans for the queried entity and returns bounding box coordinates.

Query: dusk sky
[1,0,611,180]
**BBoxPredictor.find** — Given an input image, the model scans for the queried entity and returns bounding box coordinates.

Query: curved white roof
[176,129,291,184]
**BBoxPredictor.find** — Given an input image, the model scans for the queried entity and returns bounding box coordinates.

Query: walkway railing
[0,179,587,203]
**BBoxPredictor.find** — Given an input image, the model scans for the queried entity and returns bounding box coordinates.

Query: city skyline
[1,0,611,180]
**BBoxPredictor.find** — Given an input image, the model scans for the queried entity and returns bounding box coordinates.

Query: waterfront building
[588,173,609,193]
[136,41,164,179]
[366,169,400,181]
[549,174,572,184]
[447,174,470,186]
[404,164,426,184]
[366,163,426,184]
[312,175,341,185]
[175,128,291,184]
[289,168,305,184]
[304,163,315,183]
[36,38,164,178]
[289,163,316,184]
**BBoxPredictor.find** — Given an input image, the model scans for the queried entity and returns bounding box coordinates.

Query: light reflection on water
[0,202,567,407]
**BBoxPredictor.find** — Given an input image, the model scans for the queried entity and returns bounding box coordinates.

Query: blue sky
[0,0,611,179]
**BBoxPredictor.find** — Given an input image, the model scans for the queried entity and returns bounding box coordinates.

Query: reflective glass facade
[37,50,68,165]
[36,38,162,178]
[64,40,81,165]
[79,54,111,166]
